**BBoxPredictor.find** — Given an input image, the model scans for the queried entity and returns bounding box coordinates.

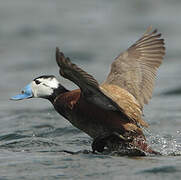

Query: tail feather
[133,135,160,155]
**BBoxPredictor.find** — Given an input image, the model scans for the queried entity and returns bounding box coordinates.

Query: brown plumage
[105,26,165,108]
[54,27,165,155]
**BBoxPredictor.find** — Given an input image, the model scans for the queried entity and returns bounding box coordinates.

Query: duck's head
[11,75,67,101]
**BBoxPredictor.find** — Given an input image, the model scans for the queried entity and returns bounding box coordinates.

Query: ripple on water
[161,86,181,96]
[137,165,178,174]
[0,137,60,151]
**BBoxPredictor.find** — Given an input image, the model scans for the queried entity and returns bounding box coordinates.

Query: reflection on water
[1,0,181,179]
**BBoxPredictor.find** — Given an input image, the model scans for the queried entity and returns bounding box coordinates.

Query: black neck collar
[47,85,68,103]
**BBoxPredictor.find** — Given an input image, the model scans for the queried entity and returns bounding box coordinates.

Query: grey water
[1,0,181,179]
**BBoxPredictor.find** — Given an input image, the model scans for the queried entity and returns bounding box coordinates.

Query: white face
[31,76,60,98]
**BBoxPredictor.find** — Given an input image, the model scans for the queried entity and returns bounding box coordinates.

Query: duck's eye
[35,80,41,85]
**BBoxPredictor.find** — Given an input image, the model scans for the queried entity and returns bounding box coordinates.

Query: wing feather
[105,26,165,108]
[56,48,99,92]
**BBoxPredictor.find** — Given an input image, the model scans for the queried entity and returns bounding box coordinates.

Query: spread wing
[56,48,131,119]
[56,47,99,94]
[104,26,165,108]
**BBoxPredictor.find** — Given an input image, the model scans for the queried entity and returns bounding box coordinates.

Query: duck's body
[11,27,165,155]
[52,85,142,139]
[53,88,128,139]
[50,84,156,155]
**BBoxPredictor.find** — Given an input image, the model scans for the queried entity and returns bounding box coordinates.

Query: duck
[11,26,165,156]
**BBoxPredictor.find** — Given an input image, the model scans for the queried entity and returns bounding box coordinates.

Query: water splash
[144,128,181,156]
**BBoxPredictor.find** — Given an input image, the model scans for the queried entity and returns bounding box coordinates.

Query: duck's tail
[132,135,161,155]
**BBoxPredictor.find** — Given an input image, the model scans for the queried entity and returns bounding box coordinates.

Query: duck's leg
[92,136,107,153]
[92,132,125,153]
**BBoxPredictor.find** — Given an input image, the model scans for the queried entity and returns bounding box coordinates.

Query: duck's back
[100,83,148,128]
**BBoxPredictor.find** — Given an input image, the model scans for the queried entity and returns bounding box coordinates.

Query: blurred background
[1,0,181,179]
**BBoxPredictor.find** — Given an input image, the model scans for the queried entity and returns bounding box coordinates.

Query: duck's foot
[92,132,125,153]
[92,136,107,153]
